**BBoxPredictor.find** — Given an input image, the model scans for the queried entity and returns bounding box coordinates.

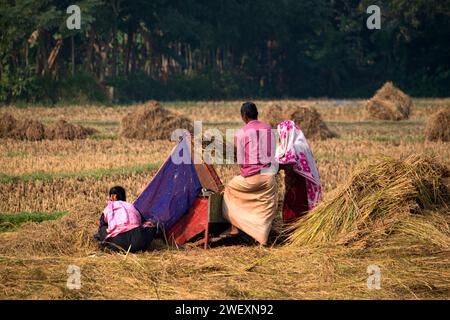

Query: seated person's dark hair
[240,102,258,120]
[109,186,126,201]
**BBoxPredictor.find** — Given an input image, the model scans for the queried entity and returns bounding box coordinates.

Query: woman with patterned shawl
[275,120,322,222]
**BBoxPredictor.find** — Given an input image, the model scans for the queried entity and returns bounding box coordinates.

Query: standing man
[222,102,278,245]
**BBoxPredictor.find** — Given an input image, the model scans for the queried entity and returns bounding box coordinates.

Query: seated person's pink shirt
[236,120,275,177]
[103,200,142,239]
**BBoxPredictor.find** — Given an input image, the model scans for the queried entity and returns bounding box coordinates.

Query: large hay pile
[45,119,97,140]
[12,119,46,141]
[425,108,450,142]
[0,113,18,138]
[291,107,337,140]
[0,113,96,140]
[264,104,336,140]
[120,101,193,141]
[365,82,413,121]
[286,155,449,249]
[264,104,286,128]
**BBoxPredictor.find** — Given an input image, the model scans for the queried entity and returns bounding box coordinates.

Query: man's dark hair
[240,102,258,120]
[109,186,126,201]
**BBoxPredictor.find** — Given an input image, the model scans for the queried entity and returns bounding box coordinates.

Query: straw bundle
[0,112,96,140]
[290,107,337,140]
[264,104,286,128]
[425,107,450,142]
[1,113,46,140]
[365,82,413,121]
[0,112,18,138]
[264,104,336,140]
[12,119,46,141]
[120,100,193,141]
[45,119,97,140]
[286,155,449,248]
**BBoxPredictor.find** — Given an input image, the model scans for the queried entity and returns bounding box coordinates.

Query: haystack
[0,112,17,138]
[0,113,46,140]
[13,119,46,141]
[264,104,286,128]
[365,82,413,120]
[120,101,193,141]
[291,107,337,140]
[0,112,95,140]
[425,108,450,142]
[45,120,97,140]
[264,104,336,140]
[286,155,449,249]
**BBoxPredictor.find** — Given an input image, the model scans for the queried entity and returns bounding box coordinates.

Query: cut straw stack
[285,155,449,249]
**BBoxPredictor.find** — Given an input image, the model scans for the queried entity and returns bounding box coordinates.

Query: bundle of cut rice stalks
[286,155,449,249]
[425,107,450,142]
[365,82,413,121]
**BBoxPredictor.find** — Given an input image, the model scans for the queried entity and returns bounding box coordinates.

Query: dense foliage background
[0,0,449,103]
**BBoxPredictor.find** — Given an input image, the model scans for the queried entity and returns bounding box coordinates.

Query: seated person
[94,186,156,253]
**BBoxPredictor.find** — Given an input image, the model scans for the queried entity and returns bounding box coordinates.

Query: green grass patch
[367,135,425,143]
[0,211,67,232]
[0,171,54,183]
[0,162,161,184]
[88,133,118,140]
[367,135,393,142]
[72,120,120,127]
[6,151,29,158]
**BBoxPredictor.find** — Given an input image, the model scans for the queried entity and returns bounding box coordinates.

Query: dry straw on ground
[0,155,449,299]
[1,100,449,299]
[263,104,336,140]
[365,82,413,121]
[286,155,449,249]
[425,107,450,142]
[120,100,193,141]
[0,113,97,140]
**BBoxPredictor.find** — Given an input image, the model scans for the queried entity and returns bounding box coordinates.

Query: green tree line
[0,0,449,104]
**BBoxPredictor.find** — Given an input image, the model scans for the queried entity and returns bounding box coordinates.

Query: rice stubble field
[0,99,449,299]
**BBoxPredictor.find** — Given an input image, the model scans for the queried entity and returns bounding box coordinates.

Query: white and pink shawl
[275,120,322,209]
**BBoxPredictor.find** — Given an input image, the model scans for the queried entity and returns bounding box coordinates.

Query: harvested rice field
[0,99,449,300]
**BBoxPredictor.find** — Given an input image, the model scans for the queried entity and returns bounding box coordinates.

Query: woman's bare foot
[143,220,155,228]
[219,225,240,238]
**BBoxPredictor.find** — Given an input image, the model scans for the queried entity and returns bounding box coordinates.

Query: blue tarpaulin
[134,138,202,231]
